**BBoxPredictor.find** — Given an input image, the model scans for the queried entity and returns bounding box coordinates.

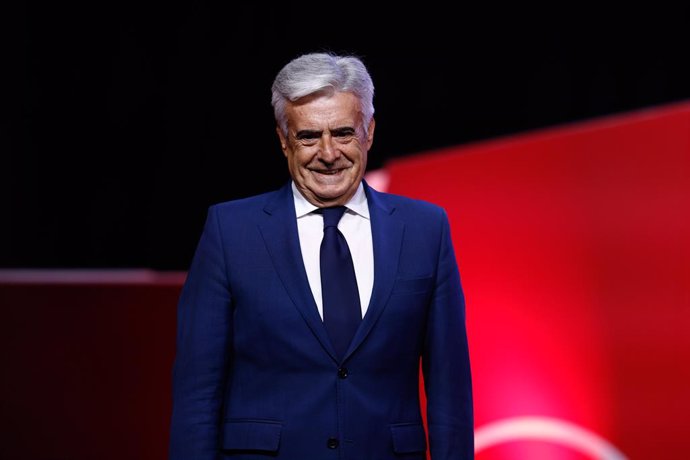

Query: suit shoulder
[205,188,281,225]
[209,189,277,212]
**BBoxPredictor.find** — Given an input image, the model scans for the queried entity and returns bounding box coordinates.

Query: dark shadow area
[5,3,690,269]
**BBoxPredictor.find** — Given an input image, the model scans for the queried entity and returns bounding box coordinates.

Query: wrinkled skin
[276,92,375,207]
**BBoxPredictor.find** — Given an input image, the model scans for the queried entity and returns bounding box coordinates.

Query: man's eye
[333,129,355,138]
[295,132,321,141]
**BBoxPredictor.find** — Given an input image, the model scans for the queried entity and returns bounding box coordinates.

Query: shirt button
[337,367,348,379]
[327,437,339,449]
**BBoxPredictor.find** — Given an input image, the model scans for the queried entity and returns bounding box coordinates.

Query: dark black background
[5,3,689,269]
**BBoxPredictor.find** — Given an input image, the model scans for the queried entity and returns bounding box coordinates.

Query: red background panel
[387,101,690,458]
[0,274,182,460]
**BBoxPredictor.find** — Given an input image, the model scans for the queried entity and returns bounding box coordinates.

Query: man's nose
[318,135,340,162]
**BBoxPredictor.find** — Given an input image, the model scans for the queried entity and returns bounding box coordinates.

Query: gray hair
[271,52,375,136]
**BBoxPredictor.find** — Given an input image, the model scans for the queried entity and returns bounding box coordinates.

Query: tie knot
[320,206,347,228]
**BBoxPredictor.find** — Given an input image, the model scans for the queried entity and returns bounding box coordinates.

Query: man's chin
[305,183,352,205]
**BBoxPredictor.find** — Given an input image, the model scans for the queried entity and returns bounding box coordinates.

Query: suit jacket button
[327,437,339,449]
[337,367,348,379]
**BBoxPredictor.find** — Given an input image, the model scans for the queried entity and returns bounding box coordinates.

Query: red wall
[0,272,183,460]
[386,101,690,459]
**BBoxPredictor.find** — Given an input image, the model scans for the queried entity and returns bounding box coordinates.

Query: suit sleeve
[422,209,474,459]
[169,205,233,460]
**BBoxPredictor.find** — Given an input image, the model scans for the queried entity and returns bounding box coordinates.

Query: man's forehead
[288,92,360,113]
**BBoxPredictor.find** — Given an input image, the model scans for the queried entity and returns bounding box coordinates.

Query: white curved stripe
[475,416,628,460]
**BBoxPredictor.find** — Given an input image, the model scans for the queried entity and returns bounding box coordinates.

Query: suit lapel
[258,182,338,362]
[343,182,404,361]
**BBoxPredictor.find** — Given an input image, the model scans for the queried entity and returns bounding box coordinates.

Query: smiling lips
[310,164,350,176]
[310,168,349,185]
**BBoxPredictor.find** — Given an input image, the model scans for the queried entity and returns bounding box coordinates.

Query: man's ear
[366,118,376,150]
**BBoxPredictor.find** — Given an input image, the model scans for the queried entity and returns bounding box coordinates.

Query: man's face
[277,91,375,207]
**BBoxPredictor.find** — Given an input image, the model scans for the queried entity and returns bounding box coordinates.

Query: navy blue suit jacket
[169,180,473,459]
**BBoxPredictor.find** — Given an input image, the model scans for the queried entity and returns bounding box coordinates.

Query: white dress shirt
[292,181,374,320]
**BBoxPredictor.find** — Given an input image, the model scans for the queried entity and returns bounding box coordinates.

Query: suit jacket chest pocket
[391,275,433,296]
[388,276,434,327]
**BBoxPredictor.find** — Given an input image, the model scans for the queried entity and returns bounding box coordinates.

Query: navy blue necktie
[319,206,362,359]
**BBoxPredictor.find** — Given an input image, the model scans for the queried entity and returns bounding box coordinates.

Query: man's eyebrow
[330,127,356,135]
[294,126,356,140]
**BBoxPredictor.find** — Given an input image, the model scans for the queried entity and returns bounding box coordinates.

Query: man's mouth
[312,168,343,175]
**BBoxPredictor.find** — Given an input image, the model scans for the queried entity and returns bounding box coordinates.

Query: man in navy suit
[169,52,473,459]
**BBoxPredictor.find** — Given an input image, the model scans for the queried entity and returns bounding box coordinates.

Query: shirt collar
[292,181,370,219]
